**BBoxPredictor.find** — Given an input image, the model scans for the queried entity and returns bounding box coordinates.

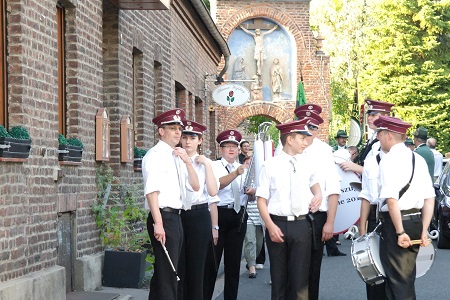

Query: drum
[334,164,361,234]
[351,233,385,286]
[416,243,435,278]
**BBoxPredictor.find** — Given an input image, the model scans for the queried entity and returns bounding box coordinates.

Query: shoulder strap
[359,138,378,166]
[398,153,415,199]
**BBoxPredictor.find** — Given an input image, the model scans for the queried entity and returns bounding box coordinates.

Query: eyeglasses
[163,125,183,132]
[221,145,238,149]
[307,125,319,132]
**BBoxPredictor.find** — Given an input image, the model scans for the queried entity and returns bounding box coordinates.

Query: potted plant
[0,125,32,159]
[133,147,147,171]
[92,164,153,288]
[58,134,83,162]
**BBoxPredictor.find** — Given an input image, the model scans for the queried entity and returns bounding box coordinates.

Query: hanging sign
[212,84,250,107]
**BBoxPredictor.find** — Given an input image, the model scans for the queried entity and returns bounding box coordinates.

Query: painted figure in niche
[250,75,262,101]
[238,24,279,76]
[232,57,247,84]
[271,58,283,99]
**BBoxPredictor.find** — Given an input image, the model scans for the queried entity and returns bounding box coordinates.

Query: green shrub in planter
[58,134,83,162]
[0,126,31,159]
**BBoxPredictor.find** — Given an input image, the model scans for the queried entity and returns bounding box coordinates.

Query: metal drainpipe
[190,0,230,85]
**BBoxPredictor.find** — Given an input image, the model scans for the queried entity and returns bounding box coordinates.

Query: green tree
[360,0,450,152]
[246,116,280,147]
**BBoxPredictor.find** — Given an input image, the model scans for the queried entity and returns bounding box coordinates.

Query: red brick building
[0,0,228,298]
[211,0,331,142]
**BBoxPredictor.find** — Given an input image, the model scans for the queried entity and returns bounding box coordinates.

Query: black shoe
[249,272,257,278]
[328,251,347,257]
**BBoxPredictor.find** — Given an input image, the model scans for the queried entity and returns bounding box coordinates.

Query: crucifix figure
[239,20,278,76]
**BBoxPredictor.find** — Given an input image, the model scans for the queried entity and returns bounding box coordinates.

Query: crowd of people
[141,102,440,300]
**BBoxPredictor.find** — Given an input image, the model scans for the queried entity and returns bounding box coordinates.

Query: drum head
[416,243,435,278]
[334,166,361,234]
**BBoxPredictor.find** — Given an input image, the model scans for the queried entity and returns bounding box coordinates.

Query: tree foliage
[246,116,280,147]
[311,0,450,153]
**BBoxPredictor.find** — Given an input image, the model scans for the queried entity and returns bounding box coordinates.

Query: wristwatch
[396,230,406,236]
[212,225,219,230]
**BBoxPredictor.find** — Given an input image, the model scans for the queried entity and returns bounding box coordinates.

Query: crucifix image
[239,19,279,76]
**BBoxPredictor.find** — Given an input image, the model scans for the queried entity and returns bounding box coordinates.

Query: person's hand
[309,194,322,213]
[195,155,209,166]
[153,223,166,245]
[235,165,245,176]
[212,229,219,245]
[397,232,411,248]
[245,187,255,196]
[267,223,284,243]
[173,147,190,164]
[322,221,334,241]
[339,161,358,172]
[420,231,431,247]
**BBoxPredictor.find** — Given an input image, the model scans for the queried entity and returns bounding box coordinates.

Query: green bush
[0,125,10,138]
[67,137,84,148]
[134,147,147,158]
[0,126,30,140]
[58,134,68,145]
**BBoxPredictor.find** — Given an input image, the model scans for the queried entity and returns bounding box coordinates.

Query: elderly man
[413,127,435,181]
[427,137,443,181]
[332,130,348,152]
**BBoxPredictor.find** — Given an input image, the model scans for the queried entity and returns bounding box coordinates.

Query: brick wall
[213,0,331,142]
[0,0,225,289]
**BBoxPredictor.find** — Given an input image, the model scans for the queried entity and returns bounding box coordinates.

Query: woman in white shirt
[178,120,219,300]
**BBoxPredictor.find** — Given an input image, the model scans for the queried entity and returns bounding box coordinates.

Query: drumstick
[410,239,431,245]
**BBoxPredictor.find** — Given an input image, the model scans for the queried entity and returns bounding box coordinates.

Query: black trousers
[308,211,327,300]
[203,207,247,300]
[380,212,422,300]
[366,206,386,300]
[178,206,211,300]
[266,217,312,300]
[256,239,266,264]
[147,211,183,300]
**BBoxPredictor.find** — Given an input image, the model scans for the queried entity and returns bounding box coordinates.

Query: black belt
[190,203,208,210]
[218,204,244,210]
[160,207,182,215]
[381,208,421,221]
[270,214,306,221]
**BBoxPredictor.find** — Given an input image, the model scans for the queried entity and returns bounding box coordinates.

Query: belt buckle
[287,216,295,221]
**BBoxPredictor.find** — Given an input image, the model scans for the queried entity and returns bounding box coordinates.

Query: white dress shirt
[301,138,341,212]
[378,143,435,212]
[359,151,385,205]
[212,158,246,207]
[185,154,220,207]
[431,148,443,177]
[142,140,187,210]
[256,150,319,216]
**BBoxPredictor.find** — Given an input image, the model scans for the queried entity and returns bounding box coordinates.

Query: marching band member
[294,105,342,300]
[358,149,387,299]
[178,120,219,300]
[203,129,255,300]
[375,115,435,299]
[257,119,322,300]
[142,109,199,300]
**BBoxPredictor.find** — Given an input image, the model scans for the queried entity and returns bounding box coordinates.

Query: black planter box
[103,249,147,288]
[0,137,32,158]
[134,157,143,170]
[58,145,83,162]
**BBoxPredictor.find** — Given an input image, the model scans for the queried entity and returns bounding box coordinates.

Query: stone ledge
[0,266,65,300]
[74,252,104,292]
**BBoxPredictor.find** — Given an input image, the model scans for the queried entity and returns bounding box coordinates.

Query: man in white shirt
[257,118,322,300]
[142,108,199,300]
[427,137,443,181]
[295,104,342,300]
[375,115,435,299]
[203,130,255,300]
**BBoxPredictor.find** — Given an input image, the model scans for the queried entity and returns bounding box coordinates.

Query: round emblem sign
[212,84,250,107]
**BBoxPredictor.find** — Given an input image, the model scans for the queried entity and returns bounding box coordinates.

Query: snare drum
[416,243,435,278]
[351,233,385,285]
